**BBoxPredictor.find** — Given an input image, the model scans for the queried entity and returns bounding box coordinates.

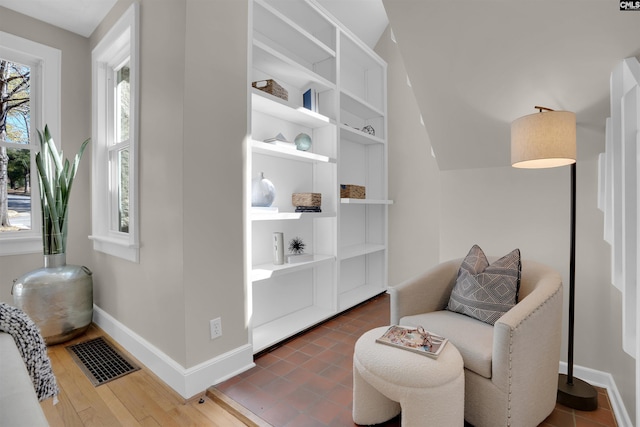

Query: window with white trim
[90,3,139,262]
[0,32,60,256]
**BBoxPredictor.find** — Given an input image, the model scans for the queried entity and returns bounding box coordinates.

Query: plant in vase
[12,125,93,345]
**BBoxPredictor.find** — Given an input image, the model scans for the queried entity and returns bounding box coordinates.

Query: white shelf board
[252,89,333,128]
[253,40,336,91]
[254,0,335,65]
[252,305,336,353]
[251,140,336,164]
[265,0,335,45]
[339,124,384,145]
[339,285,387,312]
[340,243,386,260]
[252,254,335,282]
[340,89,384,119]
[251,209,336,221]
[340,198,393,205]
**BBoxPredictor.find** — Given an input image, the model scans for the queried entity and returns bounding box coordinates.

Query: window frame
[90,3,139,262]
[0,32,61,256]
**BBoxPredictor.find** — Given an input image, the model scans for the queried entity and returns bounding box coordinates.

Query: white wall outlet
[210,317,222,340]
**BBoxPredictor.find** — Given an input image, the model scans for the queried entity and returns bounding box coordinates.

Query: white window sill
[0,234,42,256]
[89,234,139,263]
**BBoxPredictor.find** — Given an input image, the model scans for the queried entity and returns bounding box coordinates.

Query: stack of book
[295,206,321,213]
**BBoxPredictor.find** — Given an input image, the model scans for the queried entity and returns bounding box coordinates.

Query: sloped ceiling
[383,0,640,170]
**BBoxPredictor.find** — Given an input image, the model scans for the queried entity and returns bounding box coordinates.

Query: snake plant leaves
[35,125,90,255]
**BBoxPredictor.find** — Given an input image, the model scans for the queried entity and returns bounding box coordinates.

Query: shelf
[339,124,384,145]
[252,139,336,163]
[252,89,333,128]
[341,89,384,119]
[252,305,336,353]
[340,198,393,205]
[253,39,336,91]
[254,0,335,66]
[263,0,336,48]
[251,254,335,282]
[248,0,387,355]
[340,243,386,260]
[251,210,336,221]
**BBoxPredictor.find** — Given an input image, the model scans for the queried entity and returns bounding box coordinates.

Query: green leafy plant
[35,125,90,255]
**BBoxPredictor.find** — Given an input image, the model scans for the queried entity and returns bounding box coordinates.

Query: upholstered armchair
[389,258,563,427]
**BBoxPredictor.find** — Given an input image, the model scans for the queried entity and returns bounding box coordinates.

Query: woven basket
[292,193,321,207]
[340,185,366,199]
[252,79,288,101]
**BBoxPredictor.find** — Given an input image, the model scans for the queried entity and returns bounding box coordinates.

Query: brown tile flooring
[215,293,617,427]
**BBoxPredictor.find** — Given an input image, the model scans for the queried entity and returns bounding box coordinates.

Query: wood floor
[41,324,249,427]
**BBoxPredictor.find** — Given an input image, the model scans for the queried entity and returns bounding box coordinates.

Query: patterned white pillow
[447,244,521,325]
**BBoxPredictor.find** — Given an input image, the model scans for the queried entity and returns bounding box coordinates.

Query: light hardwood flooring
[40,324,254,427]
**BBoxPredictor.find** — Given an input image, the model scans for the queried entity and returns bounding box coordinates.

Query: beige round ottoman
[353,326,464,426]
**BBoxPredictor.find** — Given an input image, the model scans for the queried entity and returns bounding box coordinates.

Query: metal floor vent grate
[67,336,140,386]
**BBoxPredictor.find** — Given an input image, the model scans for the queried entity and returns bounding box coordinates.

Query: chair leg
[352,364,401,425]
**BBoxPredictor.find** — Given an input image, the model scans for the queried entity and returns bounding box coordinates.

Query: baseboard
[92,304,255,399]
[559,361,632,427]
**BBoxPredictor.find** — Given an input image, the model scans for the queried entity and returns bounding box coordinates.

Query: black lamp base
[557,374,598,411]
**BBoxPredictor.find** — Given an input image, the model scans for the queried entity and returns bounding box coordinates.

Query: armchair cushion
[400,310,493,379]
[447,244,521,325]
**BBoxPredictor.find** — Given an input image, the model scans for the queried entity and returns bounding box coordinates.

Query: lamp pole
[556,162,598,410]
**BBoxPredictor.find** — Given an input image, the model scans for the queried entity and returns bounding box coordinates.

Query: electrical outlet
[210,317,222,340]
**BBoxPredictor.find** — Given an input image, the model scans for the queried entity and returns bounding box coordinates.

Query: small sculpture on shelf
[361,125,375,135]
[287,236,313,264]
[294,132,312,151]
[288,237,306,254]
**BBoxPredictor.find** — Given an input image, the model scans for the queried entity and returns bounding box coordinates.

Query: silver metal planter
[12,254,93,345]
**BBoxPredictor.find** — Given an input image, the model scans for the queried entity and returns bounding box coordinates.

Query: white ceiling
[0,0,117,38]
[0,0,389,49]
[383,0,640,170]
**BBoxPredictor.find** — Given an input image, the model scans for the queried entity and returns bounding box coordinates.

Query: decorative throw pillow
[447,244,521,325]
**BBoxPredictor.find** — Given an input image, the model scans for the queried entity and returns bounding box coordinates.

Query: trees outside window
[0,59,31,231]
[0,32,60,256]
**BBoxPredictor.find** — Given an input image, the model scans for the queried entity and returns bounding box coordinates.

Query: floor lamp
[511,106,598,411]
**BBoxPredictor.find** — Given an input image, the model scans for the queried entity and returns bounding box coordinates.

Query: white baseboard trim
[559,361,632,427]
[92,305,255,399]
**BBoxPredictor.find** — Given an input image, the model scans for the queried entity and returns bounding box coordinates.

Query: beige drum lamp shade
[511,109,576,169]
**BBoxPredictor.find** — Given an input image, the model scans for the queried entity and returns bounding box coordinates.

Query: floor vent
[66,336,140,386]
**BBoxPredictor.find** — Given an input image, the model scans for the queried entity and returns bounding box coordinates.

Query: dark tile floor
[215,293,618,427]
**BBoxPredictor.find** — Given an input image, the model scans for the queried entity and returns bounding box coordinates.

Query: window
[90,3,139,262]
[0,32,60,256]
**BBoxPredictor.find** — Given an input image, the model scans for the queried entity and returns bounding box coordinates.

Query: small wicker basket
[340,185,366,199]
[292,193,321,207]
[252,79,288,101]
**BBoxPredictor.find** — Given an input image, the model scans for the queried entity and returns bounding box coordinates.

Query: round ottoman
[353,326,464,426]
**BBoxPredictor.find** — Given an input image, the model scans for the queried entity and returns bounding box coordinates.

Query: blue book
[303,88,315,111]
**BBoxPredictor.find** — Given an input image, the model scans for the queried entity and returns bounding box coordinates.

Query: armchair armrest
[490,261,563,423]
[389,259,460,324]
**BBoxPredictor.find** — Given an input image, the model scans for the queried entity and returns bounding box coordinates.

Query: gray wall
[375,27,441,286]
[88,0,248,368]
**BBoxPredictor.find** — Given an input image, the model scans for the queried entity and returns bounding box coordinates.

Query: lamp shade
[511,110,576,169]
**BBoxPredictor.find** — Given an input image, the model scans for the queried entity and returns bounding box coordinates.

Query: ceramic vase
[12,253,93,345]
[252,172,276,207]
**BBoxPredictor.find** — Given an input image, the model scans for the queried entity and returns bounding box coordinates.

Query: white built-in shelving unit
[248,0,390,353]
